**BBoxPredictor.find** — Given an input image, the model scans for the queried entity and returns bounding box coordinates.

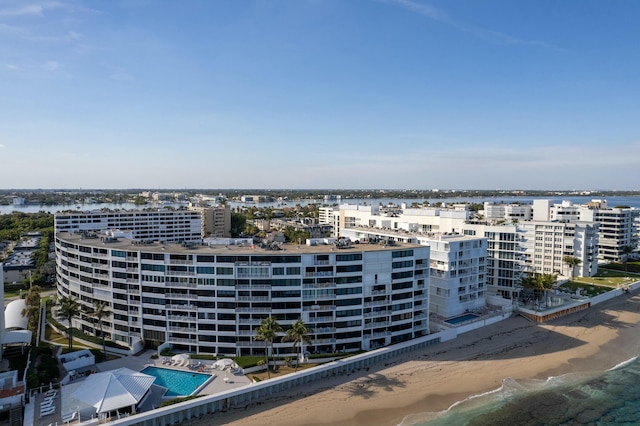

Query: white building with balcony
[55,232,430,355]
[549,200,639,262]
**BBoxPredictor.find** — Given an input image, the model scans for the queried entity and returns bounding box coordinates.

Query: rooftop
[57,232,424,255]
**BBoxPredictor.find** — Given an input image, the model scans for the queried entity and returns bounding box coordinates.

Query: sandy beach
[193,292,640,426]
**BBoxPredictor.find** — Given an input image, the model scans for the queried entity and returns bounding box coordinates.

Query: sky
[1,0,639,190]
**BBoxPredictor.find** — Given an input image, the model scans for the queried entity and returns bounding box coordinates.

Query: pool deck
[96,350,252,396]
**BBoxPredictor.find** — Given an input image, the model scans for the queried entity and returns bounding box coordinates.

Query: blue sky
[1,0,639,190]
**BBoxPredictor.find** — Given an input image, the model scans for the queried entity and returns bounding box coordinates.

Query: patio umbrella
[171,353,190,363]
[213,358,239,370]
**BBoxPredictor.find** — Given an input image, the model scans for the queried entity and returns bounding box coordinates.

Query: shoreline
[198,292,640,426]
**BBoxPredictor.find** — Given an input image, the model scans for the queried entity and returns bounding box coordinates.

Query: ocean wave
[394,364,629,426]
[607,355,638,371]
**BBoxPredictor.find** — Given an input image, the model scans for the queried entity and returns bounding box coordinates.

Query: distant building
[2,233,41,284]
[549,200,639,262]
[241,195,272,203]
[190,205,231,238]
[54,209,203,242]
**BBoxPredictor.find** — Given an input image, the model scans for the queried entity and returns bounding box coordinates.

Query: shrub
[160,348,175,357]
[159,395,203,407]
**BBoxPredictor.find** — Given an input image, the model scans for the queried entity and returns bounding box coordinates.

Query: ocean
[401,356,640,426]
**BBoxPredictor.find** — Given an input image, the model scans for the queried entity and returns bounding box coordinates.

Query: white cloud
[0,144,5,148]
[388,0,565,51]
[4,63,21,70]
[0,4,47,17]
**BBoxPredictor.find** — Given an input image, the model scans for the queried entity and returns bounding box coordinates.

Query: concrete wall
[108,329,457,426]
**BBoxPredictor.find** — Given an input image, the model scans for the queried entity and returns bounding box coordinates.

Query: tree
[621,245,635,272]
[282,319,311,372]
[57,296,81,351]
[521,273,557,306]
[21,285,43,342]
[254,316,283,379]
[563,256,582,279]
[88,301,112,355]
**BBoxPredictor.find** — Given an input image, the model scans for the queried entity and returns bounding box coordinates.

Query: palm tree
[621,245,635,272]
[563,256,582,279]
[282,318,311,372]
[254,316,283,379]
[57,296,81,351]
[521,273,557,307]
[88,301,111,355]
[21,286,43,343]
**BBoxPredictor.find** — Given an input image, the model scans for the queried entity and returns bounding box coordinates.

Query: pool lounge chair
[62,411,78,423]
[41,405,55,416]
[41,399,55,408]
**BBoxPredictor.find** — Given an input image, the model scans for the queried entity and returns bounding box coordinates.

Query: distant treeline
[1,188,639,206]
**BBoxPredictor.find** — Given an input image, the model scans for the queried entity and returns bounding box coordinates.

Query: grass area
[558,281,611,297]
[249,363,317,382]
[558,267,640,297]
[45,324,92,350]
[566,268,639,288]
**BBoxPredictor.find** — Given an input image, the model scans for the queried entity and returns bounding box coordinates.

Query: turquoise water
[141,367,211,397]
[400,356,640,426]
[445,314,480,325]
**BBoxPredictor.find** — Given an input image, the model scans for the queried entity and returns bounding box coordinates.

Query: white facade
[338,204,469,236]
[483,202,532,222]
[519,221,599,278]
[55,232,430,354]
[416,234,487,317]
[54,209,203,242]
[340,227,487,318]
[462,223,525,300]
[549,200,639,261]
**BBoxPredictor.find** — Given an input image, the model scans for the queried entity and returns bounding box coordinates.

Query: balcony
[364,321,390,329]
[169,259,193,265]
[364,299,389,307]
[169,337,198,344]
[236,307,272,313]
[165,304,197,311]
[302,304,335,312]
[238,318,262,325]
[165,281,197,289]
[236,341,267,348]
[167,315,195,321]
[236,296,270,302]
[168,326,195,333]
[166,270,195,277]
[364,311,389,318]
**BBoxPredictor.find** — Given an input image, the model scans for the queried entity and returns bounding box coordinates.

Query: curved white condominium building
[55,232,430,356]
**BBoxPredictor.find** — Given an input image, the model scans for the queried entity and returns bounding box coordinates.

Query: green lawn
[558,281,611,297]
[559,267,639,297]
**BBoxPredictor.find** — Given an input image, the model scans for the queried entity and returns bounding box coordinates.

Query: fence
[108,328,457,426]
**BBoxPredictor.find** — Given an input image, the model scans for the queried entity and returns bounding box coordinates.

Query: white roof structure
[2,299,32,347]
[4,299,28,330]
[66,368,155,414]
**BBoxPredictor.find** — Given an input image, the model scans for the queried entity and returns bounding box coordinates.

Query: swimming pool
[141,367,211,397]
[444,313,480,325]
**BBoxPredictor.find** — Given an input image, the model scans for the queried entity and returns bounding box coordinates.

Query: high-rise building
[55,232,430,354]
